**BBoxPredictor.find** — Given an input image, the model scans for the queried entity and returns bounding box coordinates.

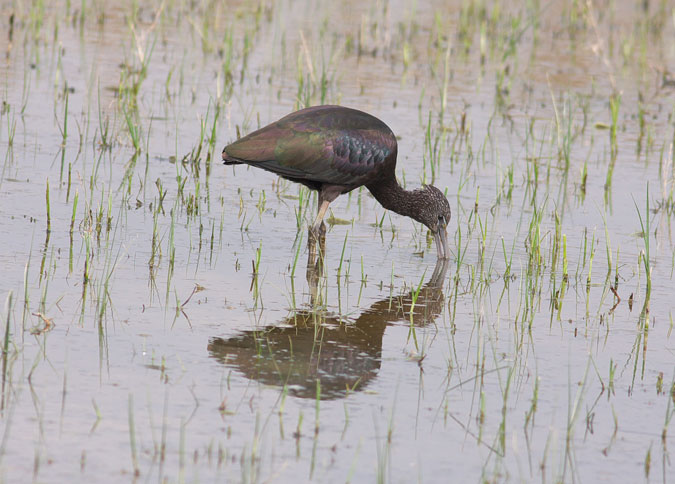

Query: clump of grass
[57,89,69,147]
[122,105,142,153]
[251,242,263,309]
[2,292,13,412]
[128,394,139,477]
[635,185,652,314]
[609,93,621,159]
[336,231,349,277]
[45,179,51,233]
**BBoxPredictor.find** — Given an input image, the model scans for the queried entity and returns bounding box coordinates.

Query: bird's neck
[366,173,420,222]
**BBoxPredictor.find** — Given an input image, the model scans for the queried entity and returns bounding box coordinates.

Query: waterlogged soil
[0,1,674,482]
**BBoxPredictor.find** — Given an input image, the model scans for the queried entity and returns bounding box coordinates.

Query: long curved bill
[433,227,449,260]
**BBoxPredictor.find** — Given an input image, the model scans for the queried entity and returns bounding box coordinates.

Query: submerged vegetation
[0,0,674,482]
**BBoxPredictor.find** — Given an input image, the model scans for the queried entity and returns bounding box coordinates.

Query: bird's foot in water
[307,223,327,262]
[306,249,325,304]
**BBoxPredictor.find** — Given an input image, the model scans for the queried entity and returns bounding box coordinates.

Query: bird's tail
[222,152,243,165]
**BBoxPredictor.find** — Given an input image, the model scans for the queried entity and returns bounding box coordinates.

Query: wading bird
[222,105,451,259]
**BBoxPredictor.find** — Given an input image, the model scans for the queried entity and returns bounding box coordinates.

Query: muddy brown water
[0,1,674,482]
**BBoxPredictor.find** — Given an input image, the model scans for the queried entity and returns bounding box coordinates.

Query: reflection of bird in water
[222,105,451,260]
[207,259,449,400]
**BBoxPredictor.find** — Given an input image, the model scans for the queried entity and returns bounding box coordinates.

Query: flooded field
[1,0,674,482]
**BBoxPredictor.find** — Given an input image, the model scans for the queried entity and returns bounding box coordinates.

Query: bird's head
[415,185,451,260]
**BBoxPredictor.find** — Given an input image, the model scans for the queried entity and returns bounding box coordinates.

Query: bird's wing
[224,120,396,186]
[328,130,394,180]
[225,127,396,185]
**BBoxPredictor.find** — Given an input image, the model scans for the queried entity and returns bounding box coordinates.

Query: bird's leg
[306,240,325,307]
[307,198,328,305]
[310,200,330,240]
[307,198,330,260]
[307,222,327,279]
[306,200,327,307]
[317,224,326,256]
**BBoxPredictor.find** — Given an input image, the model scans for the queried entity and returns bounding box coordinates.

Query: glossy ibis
[222,105,451,259]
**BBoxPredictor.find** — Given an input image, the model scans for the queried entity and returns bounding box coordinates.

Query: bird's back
[223,105,397,190]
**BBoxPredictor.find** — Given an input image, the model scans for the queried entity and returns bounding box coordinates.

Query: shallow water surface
[0,0,674,482]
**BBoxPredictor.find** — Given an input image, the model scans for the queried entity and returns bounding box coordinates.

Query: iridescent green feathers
[222,105,396,187]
